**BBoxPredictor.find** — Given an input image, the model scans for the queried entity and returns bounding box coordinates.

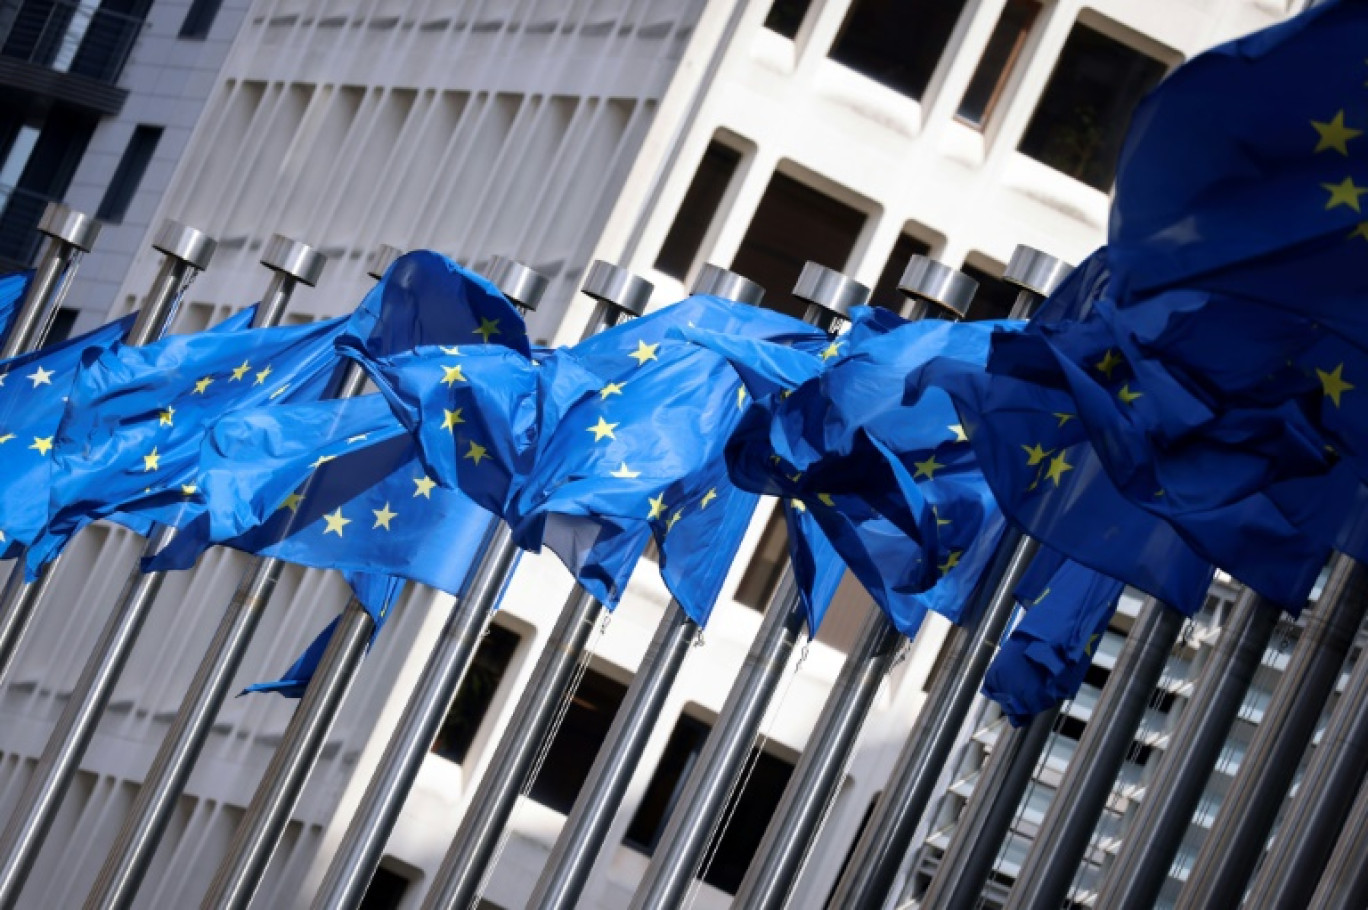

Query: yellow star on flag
[587,416,618,441]
[1044,451,1073,487]
[933,506,950,527]
[347,434,369,444]
[230,360,251,381]
[629,340,659,365]
[949,424,968,442]
[737,386,746,409]
[464,440,488,465]
[442,408,465,431]
[913,455,943,480]
[323,508,351,536]
[159,407,175,427]
[1085,632,1102,656]
[474,317,501,343]
[817,493,835,508]
[701,488,719,508]
[269,383,290,400]
[1117,384,1143,405]
[1350,222,1368,242]
[413,475,437,498]
[30,436,52,455]
[440,345,461,356]
[609,462,641,479]
[667,510,683,531]
[1312,110,1362,156]
[1022,442,1051,466]
[1323,176,1367,212]
[1318,363,1355,407]
[600,382,624,400]
[647,493,668,520]
[281,492,303,512]
[1095,349,1124,379]
[1054,412,1075,427]
[193,376,213,395]
[143,447,160,472]
[253,365,272,385]
[309,454,336,470]
[820,341,841,361]
[181,484,197,496]
[441,364,466,386]
[939,551,961,574]
[0,433,13,445]
[372,503,398,530]
[790,498,807,512]
[28,366,53,387]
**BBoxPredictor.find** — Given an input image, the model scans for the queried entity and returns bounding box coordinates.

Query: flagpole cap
[582,261,653,316]
[793,262,869,317]
[37,202,100,252]
[1003,246,1072,298]
[152,220,216,271]
[691,263,765,307]
[367,244,404,281]
[260,234,326,287]
[898,255,975,318]
[487,256,548,311]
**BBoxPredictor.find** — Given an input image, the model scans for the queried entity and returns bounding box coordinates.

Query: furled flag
[0,270,32,345]
[983,546,1125,726]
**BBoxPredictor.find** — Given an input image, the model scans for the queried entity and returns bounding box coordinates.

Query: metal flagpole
[524,264,768,910]
[1,202,101,357]
[734,250,1059,910]
[1243,611,1368,909]
[0,204,102,681]
[826,246,1071,910]
[0,220,217,910]
[198,257,549,910]
[83,235,329,910]
[312,261,653,910]
[1178,553,1368,910]
[1092,587,1280,910]
[1308,770,1368,910]
[1004,597,1185,910]
[627,262,881,910]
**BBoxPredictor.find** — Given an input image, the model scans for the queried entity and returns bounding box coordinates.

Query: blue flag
[0,271,31,345]
[983,547,1125,726]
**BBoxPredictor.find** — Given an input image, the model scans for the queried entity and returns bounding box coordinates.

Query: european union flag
[29,311,351,574]
[0,271,31,345]
[0,313,135,558]
[982,547,1125,726]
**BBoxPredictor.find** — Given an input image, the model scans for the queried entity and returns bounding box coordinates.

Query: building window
[431,623,521,765]
[764,0,813,39]
[1018,21,1168,191]
[734,507,789,611]
[179,0,225,38]
[959,260,1019,321]
[97,126,162,223]
[829,0,970,102]
[655,141,742,280]
[527,666,628,814]
[731,172,866,319]
[359,866,409,910]
[869,233,934,313]
[956,0,1041,128]
[46,306,77,344]
[624,714,795,895]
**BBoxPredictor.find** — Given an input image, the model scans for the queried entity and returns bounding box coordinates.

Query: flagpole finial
[793,261,869,319]
[1004,245,1072,298]
[582,261,653,316]
[151,220,216,271]
[899,255,976,319]
[260,235,326,287]
[690,263,764,307]
[366,244,403,281]
[36,202,100,252]
[486,256,549,311]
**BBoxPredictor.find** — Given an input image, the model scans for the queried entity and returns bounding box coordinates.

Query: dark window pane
[730,172,865,319]
[734,506,789,610]
[655,142,741,279]
[527,667,628,813]
[97,125,162,223]
[829,0,969,101]
[45,306,77,344]
[359,866,409,910]
[960,261,1018,321]
[431,624,520,765]
[180,0,225,38]
[956,0,1041,128]
[1018,21,1168,190]
[869,233,933,313]
[764,0,813,38]
[624,715,795,895]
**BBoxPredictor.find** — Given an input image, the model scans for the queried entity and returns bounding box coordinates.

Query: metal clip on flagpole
[629,263,873,910]
[826,245,1069,910]
[0,221,217,910]
[84,235,327,910]
[1,202,101,358]
[1092,587,1281,910]
[728,258,973,910]
[1173,553,1368,910]
[198,256,547,910]
[525,264,765,910]
[315,261,651,910]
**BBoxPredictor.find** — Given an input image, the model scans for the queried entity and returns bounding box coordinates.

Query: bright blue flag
[0,271,31,345]
[983,547,1125,726]
[0,313,135,558]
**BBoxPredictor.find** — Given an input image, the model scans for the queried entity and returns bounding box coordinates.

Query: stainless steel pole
[199,257,549,910]
[1244,608,1368,909]
[1,202,101,357]
[826,246,1072,910]
[0,221,217,910]
[312,262,653,910]
[1093,588,1280,910]
[1308,770,1368,910]
[1177,554,1368,910]
[525,265,768,910]
[1005,598,1185,910]
[84,235,328,910]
